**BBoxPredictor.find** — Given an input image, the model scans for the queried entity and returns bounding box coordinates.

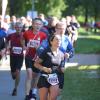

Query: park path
[66,54,100,67]
[0,54,100,100]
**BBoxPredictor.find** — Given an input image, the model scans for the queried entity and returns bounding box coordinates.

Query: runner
[23,18,47,100]
[0,22,7,64]
[34,34,65,100]
[6,22,24,96]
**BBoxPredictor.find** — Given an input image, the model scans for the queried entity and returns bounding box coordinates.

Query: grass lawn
[79,27,100,36]
[62,65,100,100]
[75,35,100,54]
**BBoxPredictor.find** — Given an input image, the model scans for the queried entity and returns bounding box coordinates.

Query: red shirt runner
[23,30,47,59]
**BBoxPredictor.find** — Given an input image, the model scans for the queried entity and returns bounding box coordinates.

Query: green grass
[75,35,100,54]
[62,65,100,100]
[78,27,100,36]
[78,27,88,35]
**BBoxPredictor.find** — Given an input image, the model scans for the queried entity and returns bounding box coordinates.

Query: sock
[32,88,37,95]
[25,79,32,95]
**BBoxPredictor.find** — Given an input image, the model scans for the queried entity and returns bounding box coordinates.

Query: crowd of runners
[0,13,80,100]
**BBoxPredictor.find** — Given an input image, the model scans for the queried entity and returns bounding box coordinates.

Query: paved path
[0,70,26,100]
[0,55,26,100]
[66,54,100,67]
[0,54,100,100]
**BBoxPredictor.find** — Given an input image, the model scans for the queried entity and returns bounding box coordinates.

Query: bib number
[12,47,22,54]
[27,40,40,48]
[47,73,59,85]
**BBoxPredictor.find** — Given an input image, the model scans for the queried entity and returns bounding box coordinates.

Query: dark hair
[48,35,55,46]
[32,18,43,23]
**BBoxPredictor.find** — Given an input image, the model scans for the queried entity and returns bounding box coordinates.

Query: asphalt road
[0,54,100,100]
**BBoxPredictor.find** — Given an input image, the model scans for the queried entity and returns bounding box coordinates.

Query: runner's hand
[64,53,70,59]
[42,67,52,73]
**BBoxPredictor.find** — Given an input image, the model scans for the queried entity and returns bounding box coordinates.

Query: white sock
[32,88,37,94]
[25,79,31,95]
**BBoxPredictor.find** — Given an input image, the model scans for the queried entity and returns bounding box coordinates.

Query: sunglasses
[56,27,64,29]
[14,26,23,28]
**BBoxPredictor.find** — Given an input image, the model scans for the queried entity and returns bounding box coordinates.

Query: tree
[8,0,66,18]
[63,0,100,23]
[5,0,100,22]
[63,0,81,16]
[35,0,66,18]
[91,0,100,22]
[8,0,31,16]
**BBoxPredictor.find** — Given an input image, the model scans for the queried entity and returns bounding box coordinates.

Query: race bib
[47,73,59,85]
[12,47,22,54]
[27,40,40,48]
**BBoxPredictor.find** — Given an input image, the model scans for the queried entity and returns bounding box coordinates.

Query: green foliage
[5,0,100,22]
[35,0,66,18]
[8,0,31,16]
[63,0,100,23]
[63,0,81,16]
[8,0,66,18]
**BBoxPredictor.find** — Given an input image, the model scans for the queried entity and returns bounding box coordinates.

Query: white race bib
[12,47,22,54]
[27,40,40,48]
[47,73,59,85]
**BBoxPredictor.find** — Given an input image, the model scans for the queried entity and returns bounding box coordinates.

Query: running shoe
[30,94,36,100]
[12,88,17,96]
[25,95,30,100]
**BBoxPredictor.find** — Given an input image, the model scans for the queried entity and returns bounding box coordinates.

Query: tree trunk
[9,0,15,16]
[84,7,88,24]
